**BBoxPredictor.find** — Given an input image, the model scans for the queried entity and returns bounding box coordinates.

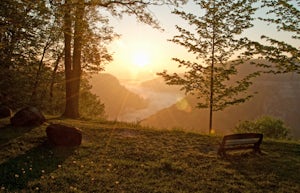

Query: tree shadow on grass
[0,120,38,147]
[223,152,266,190]
[0,139,75,191]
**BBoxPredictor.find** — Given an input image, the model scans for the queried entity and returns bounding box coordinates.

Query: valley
[91,72,300,138]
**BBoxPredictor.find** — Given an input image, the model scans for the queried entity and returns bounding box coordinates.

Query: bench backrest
[221,133,263,147]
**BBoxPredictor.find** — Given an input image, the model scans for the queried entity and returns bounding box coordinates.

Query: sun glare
[132,51,150,68]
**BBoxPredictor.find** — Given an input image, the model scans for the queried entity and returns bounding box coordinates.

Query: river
[117,82,183,122]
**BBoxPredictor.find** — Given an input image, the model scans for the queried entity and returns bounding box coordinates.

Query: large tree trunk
[63,0,85,118]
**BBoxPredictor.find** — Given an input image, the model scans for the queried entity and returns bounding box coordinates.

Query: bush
[234,116,290,139]
[79,91,106,119]
[78,76,107,119]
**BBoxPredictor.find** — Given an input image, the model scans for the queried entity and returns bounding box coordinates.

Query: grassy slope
[0,118,300,193]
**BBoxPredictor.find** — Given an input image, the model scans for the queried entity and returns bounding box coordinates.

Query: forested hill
[90,73,149,120]
[141,72,300,138]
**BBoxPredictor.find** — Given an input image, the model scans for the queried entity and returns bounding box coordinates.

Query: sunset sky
[104,1,299,82]
[105,4,186,82]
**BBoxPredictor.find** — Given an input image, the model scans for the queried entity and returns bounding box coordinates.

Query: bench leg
[252,147,262,155]
[218,149,226,157]
[253,144,262,154]
[257,148,262,154]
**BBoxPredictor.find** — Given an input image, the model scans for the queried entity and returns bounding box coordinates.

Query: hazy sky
[104,1,299,82]
[105,4,186,82]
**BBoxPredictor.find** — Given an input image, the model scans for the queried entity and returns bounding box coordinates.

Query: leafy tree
[234,116,290,139]
[0,0,108,118]
[158,0,259,133]
[0,0,50,69]
[79,75,106,119]
[53,0,188,118]
[30,12,65,104]
[0,0,52,108]
[246,0,300,73]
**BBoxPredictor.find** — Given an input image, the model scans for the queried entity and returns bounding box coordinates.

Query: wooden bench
[218,133,263,157]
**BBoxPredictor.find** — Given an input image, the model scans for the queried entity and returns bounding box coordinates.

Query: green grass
[0,117,300,193]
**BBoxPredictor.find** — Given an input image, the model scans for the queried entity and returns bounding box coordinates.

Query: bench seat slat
[223,145,256,151]
[225,138,259,146]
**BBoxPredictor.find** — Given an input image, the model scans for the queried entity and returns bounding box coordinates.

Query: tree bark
[63,0,85,118]
[62,0,75,118]
[209,0,216,134]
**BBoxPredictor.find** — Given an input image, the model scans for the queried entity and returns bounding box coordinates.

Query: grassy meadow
[0,117,300,193]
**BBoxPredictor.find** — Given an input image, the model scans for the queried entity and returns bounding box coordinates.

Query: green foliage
[58,1,117,73]
[0,0,188,119]
[0,0,61,110]
[0,0,50,68]
[0,63,106,119]
[234,116,290,139]
[0,0,108,118]
[158,0,260,132]
[59,0,188,118]
[246,0,300,73]
[79,77,106,119]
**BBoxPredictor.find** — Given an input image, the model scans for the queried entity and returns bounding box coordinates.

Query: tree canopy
[158,0,260,133]
[0,0,188,118]
[246,0,300,73]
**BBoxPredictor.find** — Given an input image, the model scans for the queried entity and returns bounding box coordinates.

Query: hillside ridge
[0,118,300,192]
[141,72,300,138]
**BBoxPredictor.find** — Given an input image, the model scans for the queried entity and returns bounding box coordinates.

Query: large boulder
[10,107,46,126]
[0,105,12,118]
[46,124,82,146]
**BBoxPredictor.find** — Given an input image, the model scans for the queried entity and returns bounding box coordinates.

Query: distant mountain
[140,77,183,93]
[141,72,300,138]
[90,73,149,120]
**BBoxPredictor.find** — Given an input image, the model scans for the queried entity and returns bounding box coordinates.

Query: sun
[132,51,150,68]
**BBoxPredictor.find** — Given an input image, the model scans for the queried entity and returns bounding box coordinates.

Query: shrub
[79,91,106,119]
[234,116,290,139]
